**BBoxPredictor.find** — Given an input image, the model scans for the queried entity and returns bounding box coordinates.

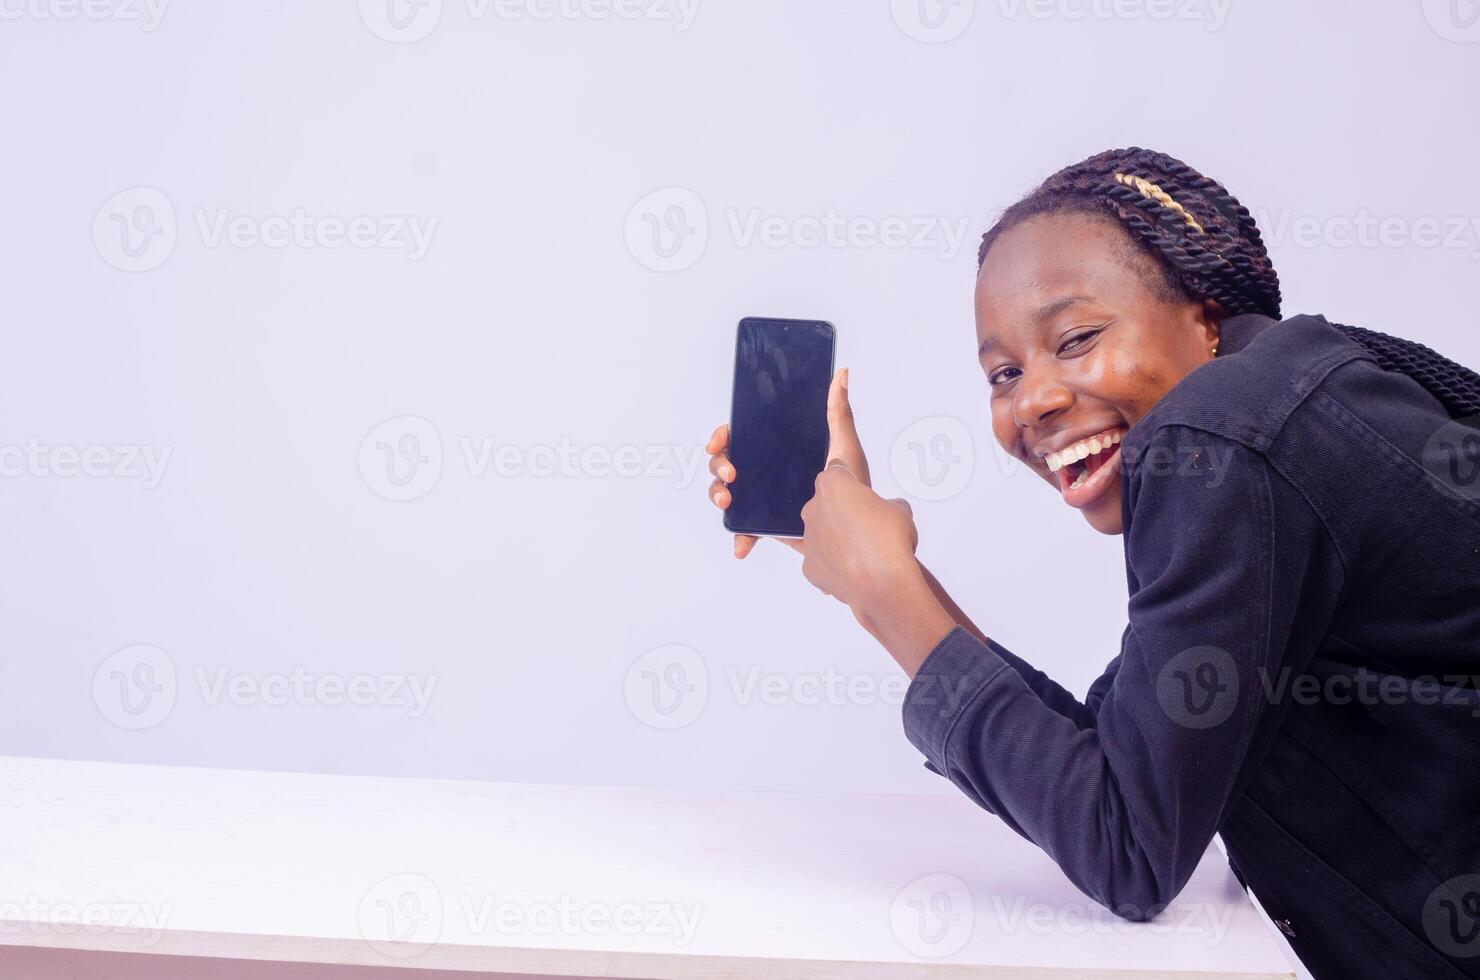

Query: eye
[987,366,1021,387]
[1058,327,1103,355]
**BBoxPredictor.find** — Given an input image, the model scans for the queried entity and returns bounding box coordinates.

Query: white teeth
[1069,469,1089,490]
[1042,429,1124,474]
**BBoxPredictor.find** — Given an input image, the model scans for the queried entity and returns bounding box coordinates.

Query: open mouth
[1043,428,1125,507]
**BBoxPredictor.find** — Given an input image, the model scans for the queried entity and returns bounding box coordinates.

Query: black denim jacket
[902,313,1480,979]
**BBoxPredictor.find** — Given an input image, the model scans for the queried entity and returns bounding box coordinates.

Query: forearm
[852,562,958,679]
[917,561,990,645]
[910,562,1098,726]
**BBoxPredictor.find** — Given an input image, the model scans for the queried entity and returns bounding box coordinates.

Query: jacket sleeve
[977,636,1102,729]
[901,424,1344,919]
[917,637,1102,780]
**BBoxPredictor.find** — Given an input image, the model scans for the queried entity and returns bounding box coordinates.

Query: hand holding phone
[706,317,872,557]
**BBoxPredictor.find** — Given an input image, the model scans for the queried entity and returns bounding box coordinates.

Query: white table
[0,756,1293,978]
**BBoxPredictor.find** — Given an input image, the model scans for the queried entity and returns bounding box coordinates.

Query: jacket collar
[1216,312,1280,357]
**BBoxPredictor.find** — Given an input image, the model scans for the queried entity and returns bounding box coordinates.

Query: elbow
[1055,825,1196,923]
[1098,883,1180,923]
[1072,865,1185,924]
[1105,898,1164,923]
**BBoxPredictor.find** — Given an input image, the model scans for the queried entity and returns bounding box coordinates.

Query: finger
[733,534,802,559]
[825,368,871,486]
[708,453,736,483]
[705,423,730,456]
[709,478,731,509]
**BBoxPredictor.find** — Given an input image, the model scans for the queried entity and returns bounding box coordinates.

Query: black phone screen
[724,317,835,538]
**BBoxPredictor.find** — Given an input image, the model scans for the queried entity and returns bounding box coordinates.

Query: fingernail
[841,367,849,391]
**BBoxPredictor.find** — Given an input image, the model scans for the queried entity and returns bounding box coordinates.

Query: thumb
[825,368,871,487]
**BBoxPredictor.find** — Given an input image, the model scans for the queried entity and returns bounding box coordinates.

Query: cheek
[988,395,1013,444]
[1089,346,1180,420]
[989,396,1059,488]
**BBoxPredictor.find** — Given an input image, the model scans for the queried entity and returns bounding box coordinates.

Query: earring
[1211,344,1219,357]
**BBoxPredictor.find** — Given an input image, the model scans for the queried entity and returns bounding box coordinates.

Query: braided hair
[976,147,1480,420]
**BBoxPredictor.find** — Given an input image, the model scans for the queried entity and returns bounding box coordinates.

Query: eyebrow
[978,295,1095,358]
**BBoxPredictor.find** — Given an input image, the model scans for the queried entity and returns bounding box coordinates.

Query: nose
[1012,359,1073,431]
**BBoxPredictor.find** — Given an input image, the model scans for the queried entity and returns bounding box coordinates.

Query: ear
[1196,299,1225,355]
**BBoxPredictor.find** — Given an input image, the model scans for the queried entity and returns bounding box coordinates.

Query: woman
[704,148,1480,980]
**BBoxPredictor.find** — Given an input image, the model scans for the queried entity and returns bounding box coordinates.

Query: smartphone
[724,316,836,539]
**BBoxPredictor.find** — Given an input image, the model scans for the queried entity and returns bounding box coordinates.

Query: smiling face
[976,211,1222,534]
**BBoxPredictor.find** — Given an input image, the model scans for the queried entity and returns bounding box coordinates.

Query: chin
[1082,498,1125,535]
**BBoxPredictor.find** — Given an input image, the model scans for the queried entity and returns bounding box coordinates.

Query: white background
[2,0,1478,798]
